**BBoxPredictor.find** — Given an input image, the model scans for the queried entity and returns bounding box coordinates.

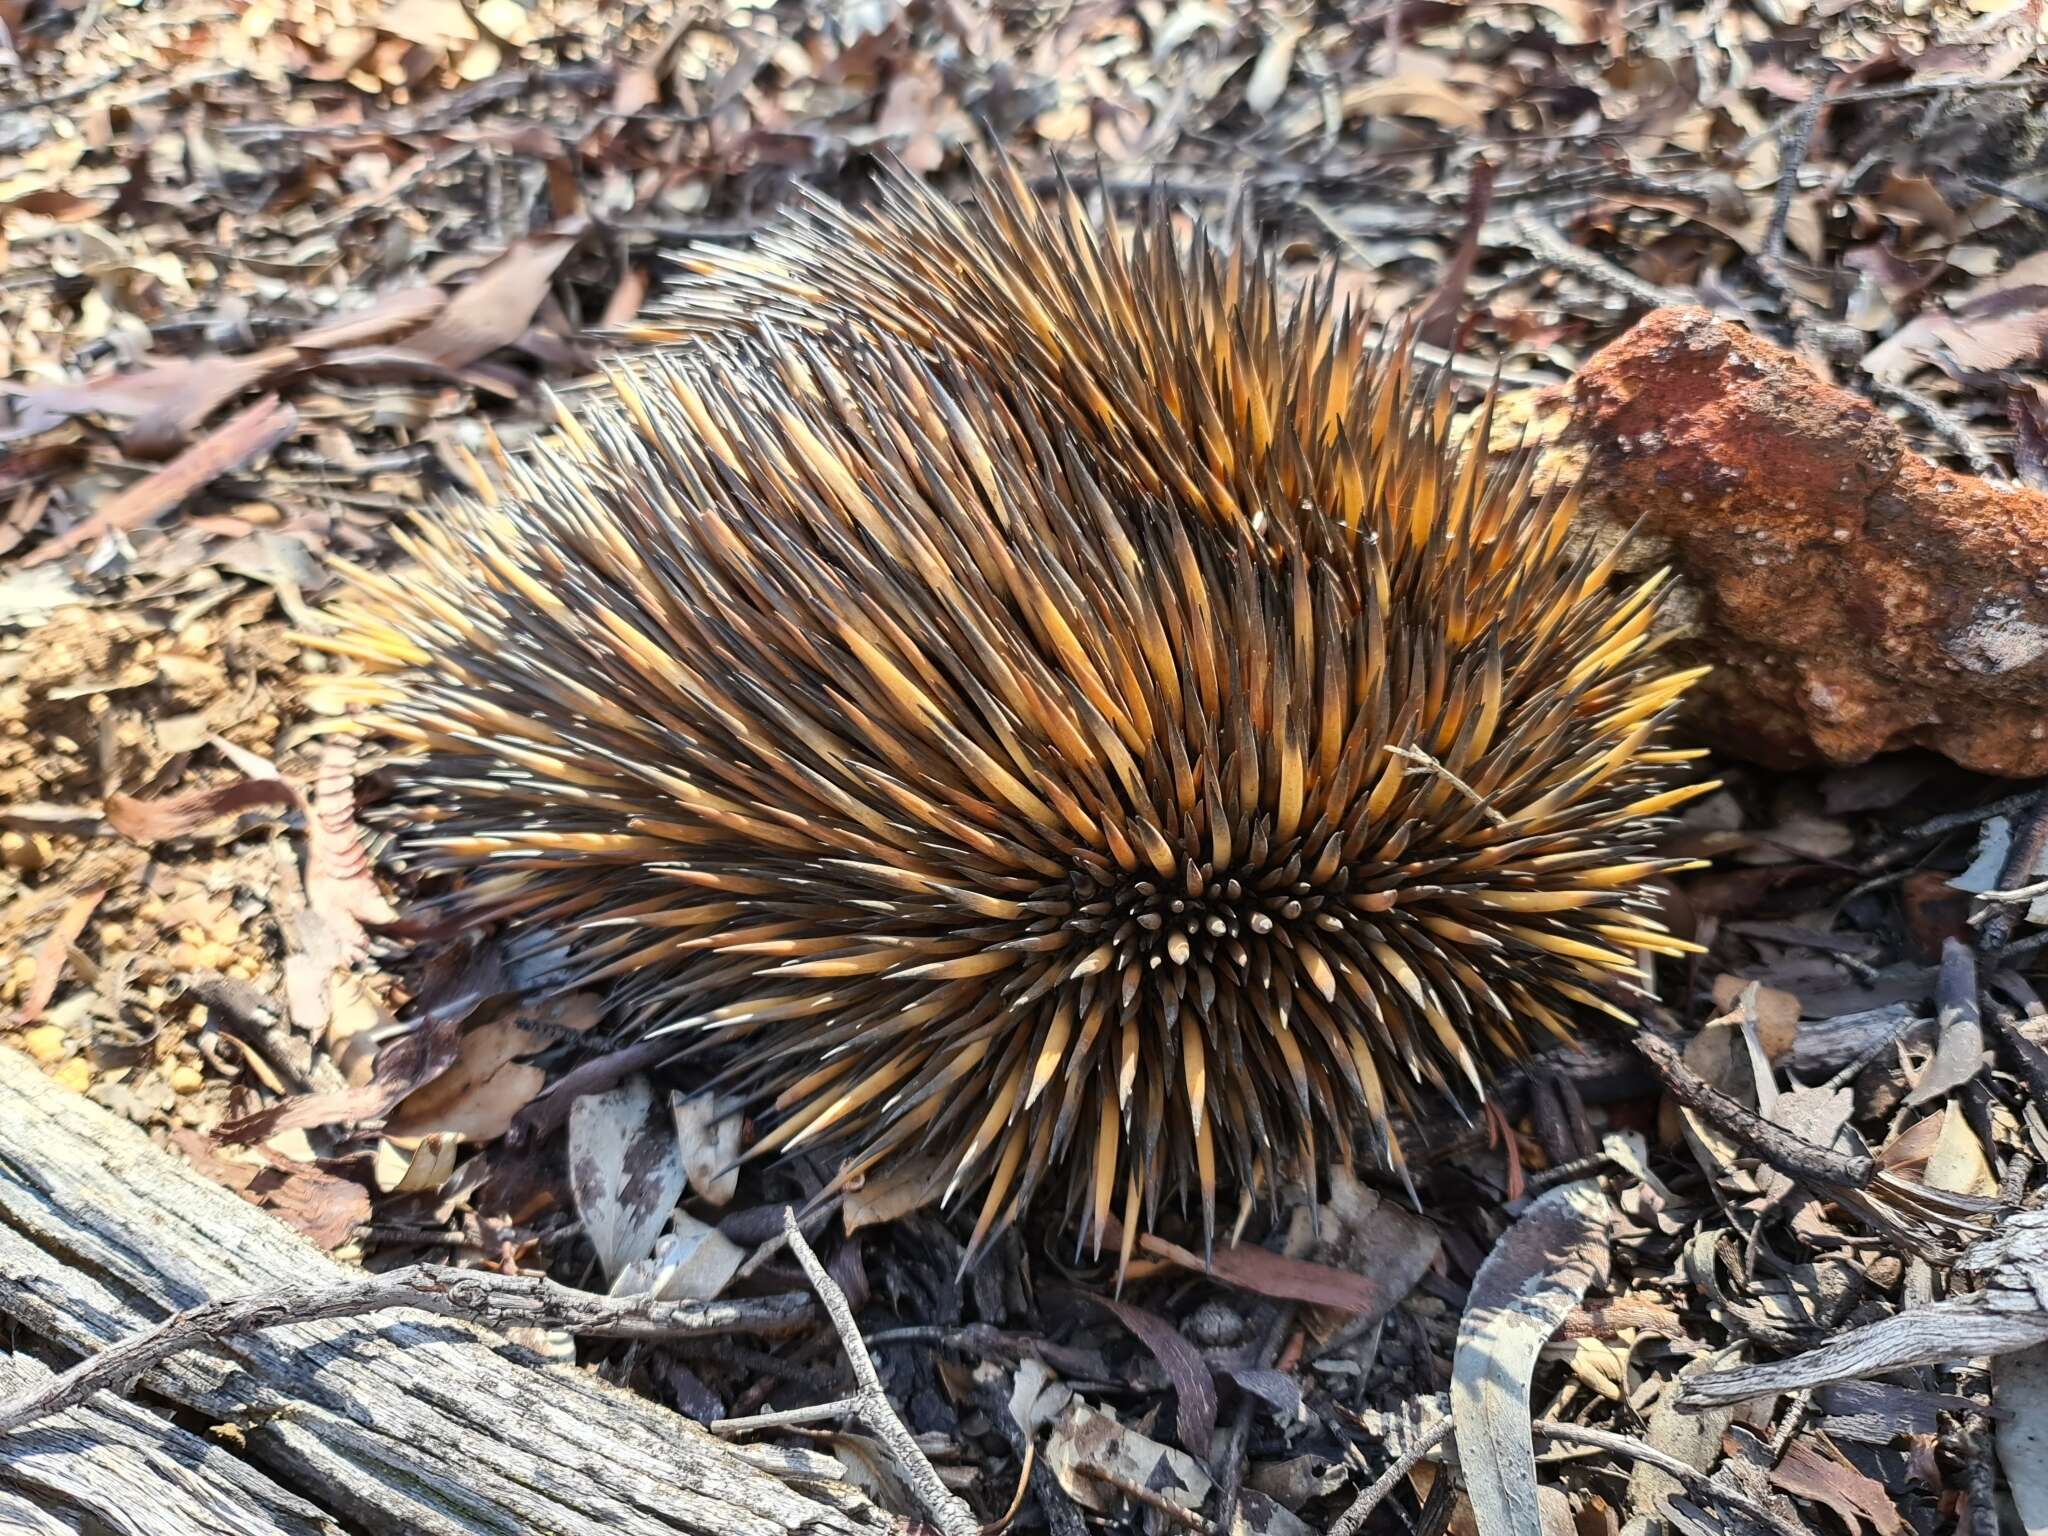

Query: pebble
[20,1023,67,1065]
[53,1058,92,1095]
[171,1064,206,1095]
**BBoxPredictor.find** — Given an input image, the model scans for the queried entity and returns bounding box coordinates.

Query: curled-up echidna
[321,158,1713,1265]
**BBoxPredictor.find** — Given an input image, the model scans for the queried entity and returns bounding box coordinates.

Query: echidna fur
[317,157,1713,1267]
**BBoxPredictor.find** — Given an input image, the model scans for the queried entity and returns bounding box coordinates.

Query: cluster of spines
[317,158,1712,1266]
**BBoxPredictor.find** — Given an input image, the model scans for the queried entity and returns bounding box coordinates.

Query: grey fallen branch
[1684,1210,2048,1409]
[1634,1028,1873,1188]
[776,1206,981,1536]
[0,1265,812,1436]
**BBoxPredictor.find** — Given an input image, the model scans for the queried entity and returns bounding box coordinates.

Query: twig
[1973,788,2048,952]
[1076,1466,1218,1534]
[1857,786,2048,874]
[737,1194,841,1281]
[1327,1415,1455,1536]
[1388,745,1509,827]
[1214,1302,1295,1534]
[1833,72,2048,106]
[1532,1421,1805,1536]
[1758,85,1828,306]
[0,1266,812,1436]
[710,1396,862,1434]
[1634,1028,1873,1188]
[778,1207,979,1536]
[1513,217,1689,311]
[1864,378,2001,478]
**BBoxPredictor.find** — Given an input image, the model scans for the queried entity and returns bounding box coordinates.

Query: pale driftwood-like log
[0,1351,344,1536]
[0,1046,900,1536]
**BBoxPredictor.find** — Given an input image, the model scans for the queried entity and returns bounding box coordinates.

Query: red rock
[1531,307,2048,774]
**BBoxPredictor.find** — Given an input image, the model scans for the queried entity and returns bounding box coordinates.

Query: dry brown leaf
[384,1010,551,1142]
[104,775,301,844]
[1416,158,1496,350]
[1140,1231,1395,1317]
[5,350,297,459]
[1243,21,1303,114]
[1454,1181,1612,1536]
[1334,74,1486,130]
[19,885,106,1024]
[600,265,651,329]
[304,738,398,961]
[376,0,476,48]
[843,1151,948,1232]
[216,1012,466,1145]
[23,396,298,568]
[1710,976,1801,1061]
[1301,1169,1441,1341]
[370,229,583,372]
[1865,251,2048,383]
[1046,1401,1213,1516]
[172,1131,370,1251]
[612,1214,745,1301]
[569,1075,685,1283]
[1995,1342,2048,1534]
[1769,1437,1906,1535]
[1096,1295,1217,1453]
[670,1089,742,1206]
[373,1133,460,1194]
[290,286,448,351]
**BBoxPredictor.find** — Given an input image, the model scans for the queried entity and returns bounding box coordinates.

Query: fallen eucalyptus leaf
[1452,1180,1613,1536]
[568,1075,685,1283]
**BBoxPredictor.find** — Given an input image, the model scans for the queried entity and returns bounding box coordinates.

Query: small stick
[0,1266,812,1436]
[1634,1028,1873,1188]
[1513,217,1688,311]
[1388,745,1509,827]
[710,1396,862,1434]
[1076,1465,1218,1534]
[778,1208,980,1536]
[1214,1302,1295,1533]
[1865,378,2001,478]
[1857,786,2048,874]
[1974,788,2048,952]
[1532,1421,1805,1536]
[1758,85,1828,306]
[1327,1415,1455,1536]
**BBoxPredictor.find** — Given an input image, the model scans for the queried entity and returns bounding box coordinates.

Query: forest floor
[5,2,2048,1534]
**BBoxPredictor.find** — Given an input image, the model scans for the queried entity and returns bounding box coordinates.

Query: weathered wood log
[0,1351,343,1535]
[0,1045,901,1536]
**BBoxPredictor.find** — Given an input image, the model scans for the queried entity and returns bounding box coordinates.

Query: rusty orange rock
[1535,306,2048,774]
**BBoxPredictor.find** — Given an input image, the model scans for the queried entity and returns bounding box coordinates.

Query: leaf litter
[3,1,2048,1533]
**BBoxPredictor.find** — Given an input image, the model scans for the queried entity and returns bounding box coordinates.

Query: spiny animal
[319,158,1713,1268]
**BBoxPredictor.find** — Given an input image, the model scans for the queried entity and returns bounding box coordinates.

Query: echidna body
[324,160,1710,1264]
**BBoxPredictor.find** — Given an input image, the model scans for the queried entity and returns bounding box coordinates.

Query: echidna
[322,158,1712,1266]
